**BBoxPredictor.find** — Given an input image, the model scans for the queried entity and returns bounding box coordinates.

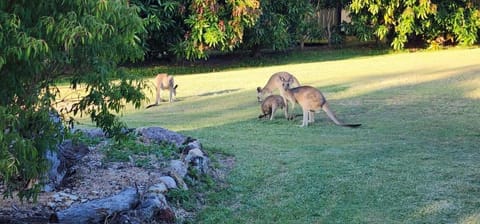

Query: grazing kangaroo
[146,73,178,108]
[256,71,301,102]
[282,83,361,128]
[155,73,178,103]
[257,72,301,119]
[258,95,286,120]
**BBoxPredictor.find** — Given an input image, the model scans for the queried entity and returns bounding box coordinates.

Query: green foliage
[166,188,196,211]
[131,0,260,60]
[102,135,178,167]
[437,1,480,46]
[349,0,480,49]
[0,0,146,200]
[182,0,261,59]
[68,130,103,147]
[242,0,351,53]
[0,107,58,201]
[243,0,314,53]
[130,0,185,59]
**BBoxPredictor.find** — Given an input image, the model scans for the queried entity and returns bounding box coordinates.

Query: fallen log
[45,140,89,192]
[50,187,139,223]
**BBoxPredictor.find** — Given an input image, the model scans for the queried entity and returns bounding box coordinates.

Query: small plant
[67,130,103,147]
[165,189,196,211]
[101,134,179,167]
[134,157,152,168]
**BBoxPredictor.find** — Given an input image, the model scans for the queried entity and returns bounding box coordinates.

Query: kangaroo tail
[146,103,159,109]
[322,102,361,128]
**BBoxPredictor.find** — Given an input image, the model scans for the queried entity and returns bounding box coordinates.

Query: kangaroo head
[257,86,273,102]
[256,87,264,102]
[279,76,292,90]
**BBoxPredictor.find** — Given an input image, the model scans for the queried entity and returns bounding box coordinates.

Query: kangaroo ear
[256,87,262,92]
[174,84,178,89]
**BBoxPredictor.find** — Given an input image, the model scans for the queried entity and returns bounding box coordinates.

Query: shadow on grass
[127,47,391,77]
[198,88,242,97]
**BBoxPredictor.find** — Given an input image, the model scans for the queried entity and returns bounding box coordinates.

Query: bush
[0,0,146,201]
[349,0,480,49]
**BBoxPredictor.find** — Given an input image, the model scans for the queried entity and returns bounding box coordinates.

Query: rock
[136,127,188,148]
[168,171,188,190]
[181,140,203,154]
[184,148,204,162]
[159,176,177,189]
[54,192,79,203]
[169,160,187,178]
[184,148,209,174]
[74,128,105,138]
[47,202,57,209]
[148,183,168,194]
[133,187,174,223]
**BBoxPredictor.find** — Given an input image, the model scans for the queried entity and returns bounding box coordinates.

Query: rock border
[1,126,215,224]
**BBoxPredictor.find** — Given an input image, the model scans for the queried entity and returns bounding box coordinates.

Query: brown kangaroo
[146,73,178,108]
[258,95,286,120]
[257,72,301,119]
[282,83,361,128]
[155,73,178,103]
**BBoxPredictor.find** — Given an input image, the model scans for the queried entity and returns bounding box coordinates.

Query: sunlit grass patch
[58,47,480,223]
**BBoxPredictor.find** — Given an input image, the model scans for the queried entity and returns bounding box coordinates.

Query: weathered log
[45,140,89,192]
[106,184,176,224]
[51,187,139,223]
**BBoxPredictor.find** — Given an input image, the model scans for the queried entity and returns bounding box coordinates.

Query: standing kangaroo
[258,95,286,120]
[257,72,301,119]
[281,82,361,128]
[146,73,178,108]
[155,73,178,103]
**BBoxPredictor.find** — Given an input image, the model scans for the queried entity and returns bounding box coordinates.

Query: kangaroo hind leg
[270,105,277,120]
[300,109,309,127]
[308,111,315,123]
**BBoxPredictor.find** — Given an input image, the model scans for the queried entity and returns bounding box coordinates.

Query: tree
[0,0,147,200]
[310,0,352,47]
[242,0,353,54]
[130,0,185,59]
[131,0,261,60]
[242,0,315,55]
[349,0,480,49]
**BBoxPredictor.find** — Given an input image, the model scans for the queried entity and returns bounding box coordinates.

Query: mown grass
[78,47,480,223]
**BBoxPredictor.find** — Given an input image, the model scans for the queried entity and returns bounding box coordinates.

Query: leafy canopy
[349,0,480,49]
[131,0,261,60]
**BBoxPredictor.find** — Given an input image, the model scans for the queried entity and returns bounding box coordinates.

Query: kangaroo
[282,84,361,128]
[258,95,286,120]
[257,72,301,119]
[256,71,301,101]
[146,73,178,108]
[155,73,178,103]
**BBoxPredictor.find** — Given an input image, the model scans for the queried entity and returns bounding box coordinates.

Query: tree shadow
[198,88,242,97]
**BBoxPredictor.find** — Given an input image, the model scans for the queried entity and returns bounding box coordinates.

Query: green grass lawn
[87,48,480,223]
